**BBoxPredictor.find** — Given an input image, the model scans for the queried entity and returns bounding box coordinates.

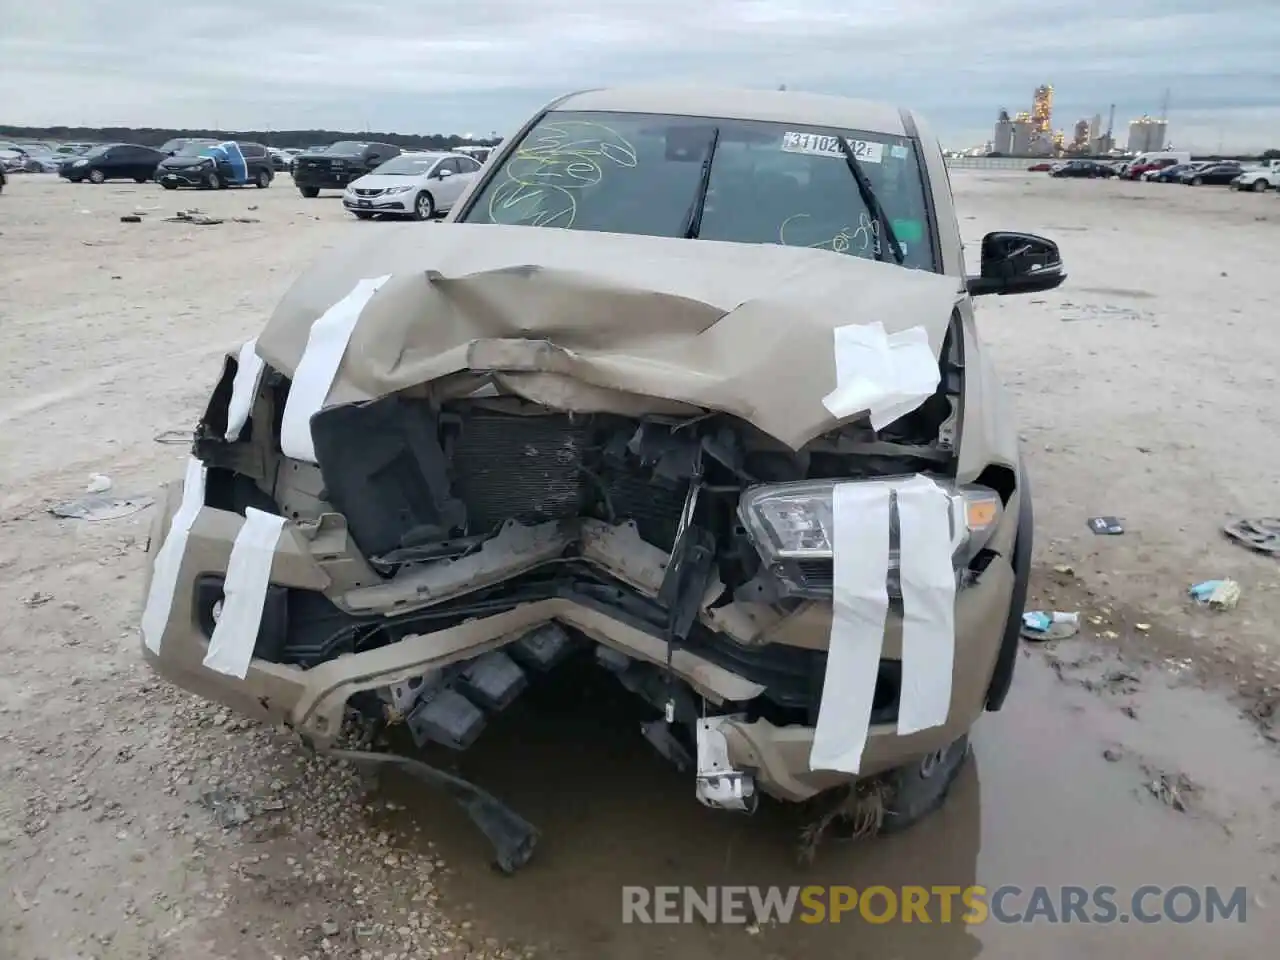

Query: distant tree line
[0,125,500,151]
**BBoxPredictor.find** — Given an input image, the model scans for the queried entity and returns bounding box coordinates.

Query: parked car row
[52,139,275,189]
[1033,151,1279,193]
[0,139,95,173]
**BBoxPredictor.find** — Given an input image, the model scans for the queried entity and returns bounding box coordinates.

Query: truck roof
[554,86,916,138]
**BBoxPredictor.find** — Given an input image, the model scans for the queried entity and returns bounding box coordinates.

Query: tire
[134,177,148,184]
[201,171,221,190]
[353,211,374,220]
[1254,180,1269,192]
[1192,177,1203,186]
[411,191,435,221]
[256,169,272,188]
[87,168,105,184]
[161,181,178,190]
[879,733,971,834]
[299,186,320,198]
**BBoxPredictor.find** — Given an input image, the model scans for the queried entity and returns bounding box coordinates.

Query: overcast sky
[4,0,1278,151]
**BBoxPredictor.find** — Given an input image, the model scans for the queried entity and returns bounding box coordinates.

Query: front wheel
[353,211,374,220]
[1254,180,1270,192]
[87,169,106,184]
[878,733,971,834]
[299,186,320,198]
[1192,176,1204,186]
[160,181,178,190]
[202,171,221,190]
[134,176,148,184]
[256,169,272,188]
[411,191,435,221]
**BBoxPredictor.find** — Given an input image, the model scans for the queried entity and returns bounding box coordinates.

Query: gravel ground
[1,170,1277,959]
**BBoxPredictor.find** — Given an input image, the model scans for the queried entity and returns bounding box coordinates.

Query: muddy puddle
[371,645,1280,958]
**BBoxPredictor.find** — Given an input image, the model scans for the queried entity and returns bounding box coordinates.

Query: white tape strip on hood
[141,456,207,655]
[225,338,266,442]
[822,322,941,431]
[202,507,287,680]
[894,475,959,736]
[809,481,892,774]
[279,275,391,462]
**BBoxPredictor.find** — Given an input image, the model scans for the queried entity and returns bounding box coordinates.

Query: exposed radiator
[446,412,687,549]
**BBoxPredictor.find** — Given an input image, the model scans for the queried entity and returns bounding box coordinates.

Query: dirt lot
[1,170,1278,959]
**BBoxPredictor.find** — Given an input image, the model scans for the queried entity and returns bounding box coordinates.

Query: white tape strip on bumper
[809,481,892,774]
[141,456,207,655]
[202,507,288,680]
[894,475,960,736]
[279,275,391,462]
[821,322,940,431]
[809,475,960,774]
[225,338,266,442]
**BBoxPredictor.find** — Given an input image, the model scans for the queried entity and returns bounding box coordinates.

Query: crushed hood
[255,223,963,451]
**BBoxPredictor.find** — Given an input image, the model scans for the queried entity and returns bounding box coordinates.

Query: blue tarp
[199,141,248,184]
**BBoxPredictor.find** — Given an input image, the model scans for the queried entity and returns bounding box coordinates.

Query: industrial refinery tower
[1032,84,1053,133]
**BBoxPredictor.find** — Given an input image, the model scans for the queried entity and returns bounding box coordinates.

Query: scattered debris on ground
[1189,578,1242,610]
[1223,517,1280,556]
[1087,516,1125,535]
[48,493,154,521]
[164,209,224,225]
[1021,610,1081,641]
[1141,764,1200,813]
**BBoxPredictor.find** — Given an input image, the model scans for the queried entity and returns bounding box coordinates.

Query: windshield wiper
[834,136,904,265]
[681,127,720,239]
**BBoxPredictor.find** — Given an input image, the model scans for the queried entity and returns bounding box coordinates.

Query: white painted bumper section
[141,456,207,655]
[202,507,288,680]
[279,275,392,463]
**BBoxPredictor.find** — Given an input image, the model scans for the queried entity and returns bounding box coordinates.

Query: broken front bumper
[140,476,1017,803]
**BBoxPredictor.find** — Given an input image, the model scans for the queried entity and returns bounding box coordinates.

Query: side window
[459,157,481,173]
[241,144,264,159]
[439,158,460,175]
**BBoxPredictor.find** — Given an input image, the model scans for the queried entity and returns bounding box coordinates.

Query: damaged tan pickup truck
[139,86,1066,870]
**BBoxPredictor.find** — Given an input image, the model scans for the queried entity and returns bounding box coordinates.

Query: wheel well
[983,470,1032,712]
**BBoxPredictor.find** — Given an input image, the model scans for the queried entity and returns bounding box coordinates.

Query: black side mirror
[966,231,1066,297]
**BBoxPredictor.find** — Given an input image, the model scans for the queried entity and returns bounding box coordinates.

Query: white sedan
[342,152,482,220]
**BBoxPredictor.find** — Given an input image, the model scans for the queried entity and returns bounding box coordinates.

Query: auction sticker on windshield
[781,132,884,163]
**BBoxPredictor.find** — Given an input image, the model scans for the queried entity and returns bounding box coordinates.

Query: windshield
[374,154,441,175]
[458,110,936,270]
[328,141,368,154]
[172,141,217,157]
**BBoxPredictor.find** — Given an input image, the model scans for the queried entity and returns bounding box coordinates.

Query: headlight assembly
[738,476,1003,598]
[385,185,413,194]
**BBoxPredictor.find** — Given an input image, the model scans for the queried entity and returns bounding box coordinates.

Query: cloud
[4,0,1279,150]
